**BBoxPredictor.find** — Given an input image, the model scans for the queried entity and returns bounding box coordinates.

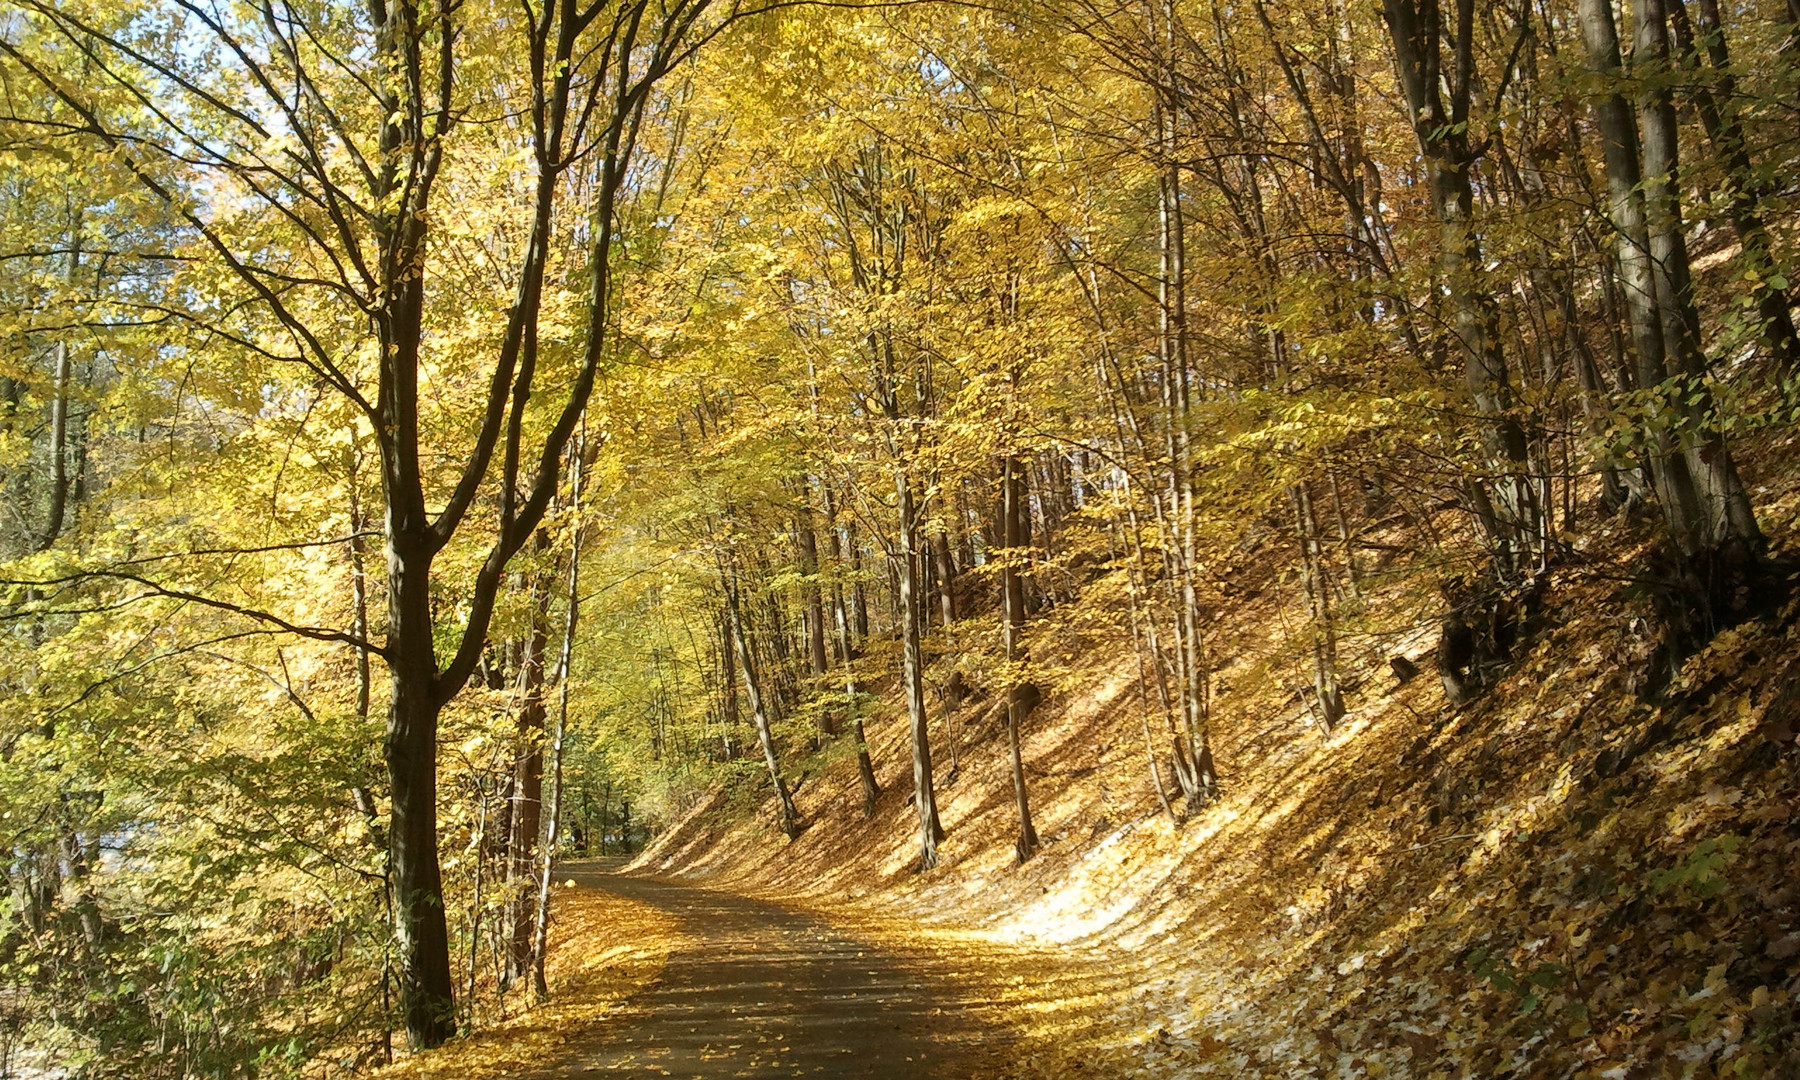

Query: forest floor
[625,600,1800,1079]
[526,863,1122,1078]
[382,429,1800,1080]
[373,858,1127,1079]
[627,431,1800,1080]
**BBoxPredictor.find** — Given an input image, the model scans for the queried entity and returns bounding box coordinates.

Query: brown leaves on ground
[374,883,689,1080]
[633,519,1800,1080]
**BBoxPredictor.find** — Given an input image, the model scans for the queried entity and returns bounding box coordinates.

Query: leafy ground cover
[630,455,1800,1080]
[371,875,685,1080]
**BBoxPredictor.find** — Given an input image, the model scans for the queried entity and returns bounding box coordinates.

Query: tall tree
[1,0,732,1046]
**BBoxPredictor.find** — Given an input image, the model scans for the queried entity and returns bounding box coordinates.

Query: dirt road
[527,863,1042,1079]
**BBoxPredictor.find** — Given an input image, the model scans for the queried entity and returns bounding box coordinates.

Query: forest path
[527,859,1111,1079]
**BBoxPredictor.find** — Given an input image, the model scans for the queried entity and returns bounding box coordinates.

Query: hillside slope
[631,449,1800,1079]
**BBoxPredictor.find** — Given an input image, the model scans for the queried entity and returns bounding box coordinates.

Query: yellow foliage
[374,884,689,1080]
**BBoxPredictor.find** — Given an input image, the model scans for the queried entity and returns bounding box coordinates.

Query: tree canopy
[3,0,1798,1073]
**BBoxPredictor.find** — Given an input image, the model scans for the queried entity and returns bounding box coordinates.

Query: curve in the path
[531,867,1014,1079]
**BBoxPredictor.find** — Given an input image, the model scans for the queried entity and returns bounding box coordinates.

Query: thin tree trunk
[849,520,869,643]
[1116,520,1176,821]
[1669,0,1800,373]
[796,495,832,742]
[348,452,374,723]
[530,435,589,1002]
[1291,481,1345,730]
[1001,453,1039,862]
[931,530,958,628]
[1380,0,1539,572]
[825,486,879,816]
[38,341,71,551]
[504,567,550,989]
[896,468,943,869]
[465,783,489,1024]
[1328,471,1361,598]
[1153,32,1217,808]
[723,554,800,839]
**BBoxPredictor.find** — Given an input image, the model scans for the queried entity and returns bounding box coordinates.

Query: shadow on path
[528,862,1016,1079]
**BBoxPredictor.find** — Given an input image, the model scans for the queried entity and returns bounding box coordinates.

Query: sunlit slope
[633,475,1800,1079]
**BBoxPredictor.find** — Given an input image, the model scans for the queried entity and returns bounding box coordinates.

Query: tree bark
[931,530,958,628]
[1291,480,1345,730]
[504,565,550,989]
[1152,42,1216,810]
[718,608,740,758]
[38,341,71,552]
[383,568,455,1046]
[1633,0,1762,555]
[1668,0,1800,373]
[529,433,590,1002]
[796,496,832,741]
[896,467,944,869]
[1578,0,1761,581]
[1000,454,1039,862]
[722,554,800,840]
[1380,0,1539,571]
[825,485,879,817]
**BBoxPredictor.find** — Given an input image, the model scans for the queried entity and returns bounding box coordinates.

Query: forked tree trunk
[1154,68,1216,812]
[1578,0,1762,619]
[1633,0,1761,556]
[1380,0,1539,573]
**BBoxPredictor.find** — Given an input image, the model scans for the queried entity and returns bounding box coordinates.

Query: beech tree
[1,0,737,1048]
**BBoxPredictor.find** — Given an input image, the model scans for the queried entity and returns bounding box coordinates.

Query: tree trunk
[1154,50,1217,811]
[1291,480,1345,730]
[384,562,455,1047]
[931,530,958,628]
[504,572,549,989]
[38,341,71,551]
[896,467,944,869]
[719,607,740,757]
[1578,0,1706,539]
[348,452,374,724]
[1579,0,1762,602]
[796,497,832,741]
[1380,0,1539,571]
[848,519,869,643]
[1669,0,1800,373]
[825,486,879,817]
[1000,454,1039,862]
[723,555,800,839]
[529,435,589,1002]
[1633,0,1762,556]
